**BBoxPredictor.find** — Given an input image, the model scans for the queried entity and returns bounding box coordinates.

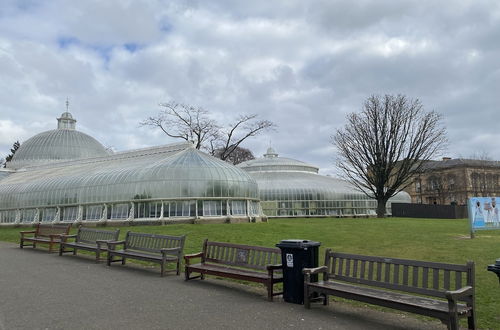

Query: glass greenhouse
[0,113,262,225]
[238,148,410,217]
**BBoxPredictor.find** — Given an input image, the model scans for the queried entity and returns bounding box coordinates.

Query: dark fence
[391,203,468,219]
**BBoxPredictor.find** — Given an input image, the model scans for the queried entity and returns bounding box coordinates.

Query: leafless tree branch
[332,94,447,217]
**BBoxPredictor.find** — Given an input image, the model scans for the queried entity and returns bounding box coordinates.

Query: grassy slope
[1,217,499,328]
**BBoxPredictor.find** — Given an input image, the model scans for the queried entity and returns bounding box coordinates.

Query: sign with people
[468,197,500,237]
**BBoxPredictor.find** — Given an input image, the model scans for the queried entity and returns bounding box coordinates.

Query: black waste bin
[276,239,321,304]
[487,258,500,284]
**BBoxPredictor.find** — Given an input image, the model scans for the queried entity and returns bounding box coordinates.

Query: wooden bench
[106,231,186,276]
[19,223,72,252]
[59,226,120,262]
[184,239,283,301]
[303,249,475,330]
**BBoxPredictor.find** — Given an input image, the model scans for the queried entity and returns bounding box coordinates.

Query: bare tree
[211,114,275,161]
[141,102,275,162]
[140,102,219,150]
[333,95,447,218]
[212,145,255,165]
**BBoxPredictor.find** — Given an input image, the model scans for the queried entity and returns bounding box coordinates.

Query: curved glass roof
[239,147,319,173]
[0,142,259,210]
[8,112,109,169]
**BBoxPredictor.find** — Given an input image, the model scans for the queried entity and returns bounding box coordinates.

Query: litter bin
[276,239,321,304]
[487,259,500,285]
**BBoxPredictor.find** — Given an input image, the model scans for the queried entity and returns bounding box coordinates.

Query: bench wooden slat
[393,264,399,284]
[433,268,439,290]
[444,270,451,290]
[456,271,462,290]
[412,266,419,287]
[403,265,409,285]
[376,261,382,281]
[384,263,391,283]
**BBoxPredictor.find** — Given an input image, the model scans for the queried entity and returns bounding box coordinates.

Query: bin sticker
[286,253,293,268]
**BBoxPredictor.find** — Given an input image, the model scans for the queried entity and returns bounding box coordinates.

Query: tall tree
[141,102,275,162]
[333,95,447,218]
[3,140,21,168]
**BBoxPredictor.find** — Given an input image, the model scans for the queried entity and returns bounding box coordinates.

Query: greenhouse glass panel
[41,208,56,222]
[0,210,16,224]
[231,201,247,215]
[110,203,129,220]
[20,209,36,223]
[203,200,222,216]
[85,205,103,221]
[62,206,78,222]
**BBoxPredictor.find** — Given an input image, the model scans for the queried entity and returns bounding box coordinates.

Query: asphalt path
[0,242,445,330]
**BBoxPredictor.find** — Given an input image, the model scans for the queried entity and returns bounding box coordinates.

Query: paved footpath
[0,242,445,330]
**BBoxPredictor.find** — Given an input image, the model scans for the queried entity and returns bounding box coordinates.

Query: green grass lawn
[1,217,499,329]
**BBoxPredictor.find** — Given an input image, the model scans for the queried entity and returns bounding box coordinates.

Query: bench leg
[122,257,126,265]
[267,282,273,302]
[467,311,476,329]
[73,248,77,256]
[161,262,165,277]
[184,267,190,281]
[59,245,64,256]
[447,300,459,330]
[304,284,311,309]
[176,260,180,276]
[107,254,112,266]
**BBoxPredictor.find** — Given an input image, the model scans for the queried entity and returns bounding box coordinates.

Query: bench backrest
[325,249,474,299]
[203,240,282,272]
[124,231,186,255]
[35,223,71,238]
[76,227,120,244]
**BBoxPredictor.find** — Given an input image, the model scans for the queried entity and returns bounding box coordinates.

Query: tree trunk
[376,199,388,218]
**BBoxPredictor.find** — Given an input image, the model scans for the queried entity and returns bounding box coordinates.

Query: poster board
[468,197,500,237]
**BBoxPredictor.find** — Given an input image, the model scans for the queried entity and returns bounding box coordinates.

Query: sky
[0,0,499,175]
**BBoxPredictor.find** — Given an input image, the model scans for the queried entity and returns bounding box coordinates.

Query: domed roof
[7,112,109,169]
[0,143,259,210]
[238,148,319,173]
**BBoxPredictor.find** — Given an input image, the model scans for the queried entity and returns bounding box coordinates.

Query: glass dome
[239,148,410,217]
[7,112,109,169]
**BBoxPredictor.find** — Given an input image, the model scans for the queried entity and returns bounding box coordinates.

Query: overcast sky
[1,0,499,175]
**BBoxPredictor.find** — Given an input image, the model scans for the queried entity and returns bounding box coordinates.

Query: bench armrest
[266,264,283,271]
[445,286,474,301]
[105,240,125,250]
[60,234,77,242]
[184,252,204,265]
[95,239,114,248]
[49,234,64,241]
[303,266,328,275]
[20,230,36,237]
